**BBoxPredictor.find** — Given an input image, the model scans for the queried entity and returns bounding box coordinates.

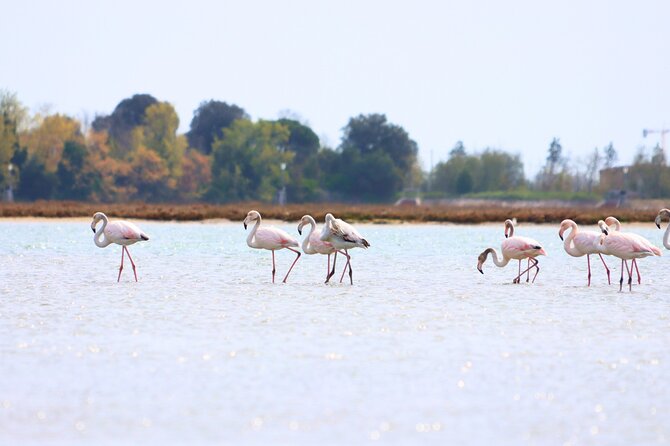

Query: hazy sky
[2,0,669,175]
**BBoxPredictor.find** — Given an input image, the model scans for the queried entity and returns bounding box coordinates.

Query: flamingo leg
[326,252,338,283]
[124,246,139,282]
[624,260,633,292]
[587,254,592,286]
[117,246,126,282]
[618,259,625,292]
[598,253,611,285]
[339,249,353,284]
[271,250,276,283]
[514,260,521,284]
[632,259,641,284]
[526,258,530,282]
[530,258,540,283]
[282,247,301,283]
[327,254,331,279]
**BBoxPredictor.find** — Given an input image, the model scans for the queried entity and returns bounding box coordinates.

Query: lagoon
[1,219,669,445]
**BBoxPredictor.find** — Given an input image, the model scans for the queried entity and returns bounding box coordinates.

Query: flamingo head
[655,208,670,229]
[243,210,261,230]
[297,215,313,235]
[476,248,491,274]
[557,219,575,241]
[90,212,106,232]
[504,219,514,238]
[597,220,609,236]
[604,216,620,231]
[533,245,547,256]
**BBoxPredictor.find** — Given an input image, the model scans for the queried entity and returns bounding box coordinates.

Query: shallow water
[1,219,669,445]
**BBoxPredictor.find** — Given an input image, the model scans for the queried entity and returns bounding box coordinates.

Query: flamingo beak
[244,222,247,230]
[91,227,95,233]
[559,234,563,241]
[656,222,661,229]
[603,229,608,235]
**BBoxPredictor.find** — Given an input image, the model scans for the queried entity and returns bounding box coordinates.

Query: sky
[1,0,669,176]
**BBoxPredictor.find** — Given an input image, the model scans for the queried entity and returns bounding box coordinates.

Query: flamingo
[477,219,547,283]
[319,213,370,284]
[243,210,301,283]
[91,212,149,282]
[654,208,670,249]
[297,214,344,282]
[596,220,661,292]
[605,216,658,284]
[504,218,535,282]
[558,219,611,286]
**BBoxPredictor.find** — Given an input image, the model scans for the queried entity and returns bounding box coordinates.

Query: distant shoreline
[0,201,664,224]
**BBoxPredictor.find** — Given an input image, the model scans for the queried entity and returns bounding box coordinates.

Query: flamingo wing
[106,221,147,243]
[255,227,299,250]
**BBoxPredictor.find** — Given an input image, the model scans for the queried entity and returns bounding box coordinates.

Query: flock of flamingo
[90,208,670,291]
[91,210,370,284]
[477,210,670,291]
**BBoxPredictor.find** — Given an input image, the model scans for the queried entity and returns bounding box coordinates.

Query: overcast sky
[2,0,669,175]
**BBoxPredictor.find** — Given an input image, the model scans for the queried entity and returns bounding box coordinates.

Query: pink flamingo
[504,218,535,282]
[597,220,661,292]
[91,212,149,282]
[319,213,370,284]
[605,216,658,285]
[297,214,346,282]
[244,210,301,283]
[654,208,670,249]
[558,219,611,286]
[477,219,547,283]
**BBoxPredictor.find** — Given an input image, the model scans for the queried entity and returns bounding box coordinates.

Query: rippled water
[1,219,669,445]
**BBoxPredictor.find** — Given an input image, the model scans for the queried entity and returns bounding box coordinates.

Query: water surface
[1,220,669,445]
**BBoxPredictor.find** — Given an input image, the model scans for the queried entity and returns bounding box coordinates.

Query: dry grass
[0,201,662,224]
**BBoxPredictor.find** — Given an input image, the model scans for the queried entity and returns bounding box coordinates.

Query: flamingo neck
[562,223,582,257]
[301,219,316,253]
[246,218,261,248]
[487,248,510,268]
[93,215,112,248]
[663,222,670,250]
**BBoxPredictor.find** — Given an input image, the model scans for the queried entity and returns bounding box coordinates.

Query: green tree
[334,113,418,201]
[57,140,100,200]
[278,118,321,202]
[208,120,292,202]
[187,100,248,155]
[142,102,186,177]
[0,91,28,194]
[16,157,58,200]
[93,94,158,158]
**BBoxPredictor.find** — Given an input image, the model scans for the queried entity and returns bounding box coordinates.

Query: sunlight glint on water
[1,220,669,445]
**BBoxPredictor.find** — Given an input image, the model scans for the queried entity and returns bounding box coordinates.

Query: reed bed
[0,201,662,225]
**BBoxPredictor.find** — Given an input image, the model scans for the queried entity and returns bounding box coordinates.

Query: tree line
[0,89,667,203]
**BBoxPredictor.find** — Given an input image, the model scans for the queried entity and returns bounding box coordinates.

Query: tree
[449,141,466,158]
[20,114,83,172]
[16,157,57,200]
[94,94,158,158]
[278,118,321,202]
[142,102,186,177]
[335,113,418,201]
[178,149,211,201]
[208,120,292,202]
[187,100,248,155]
[57,140,100,200]
[585,147,601,193]
[0,91,28,195]
[603,142,617,168]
